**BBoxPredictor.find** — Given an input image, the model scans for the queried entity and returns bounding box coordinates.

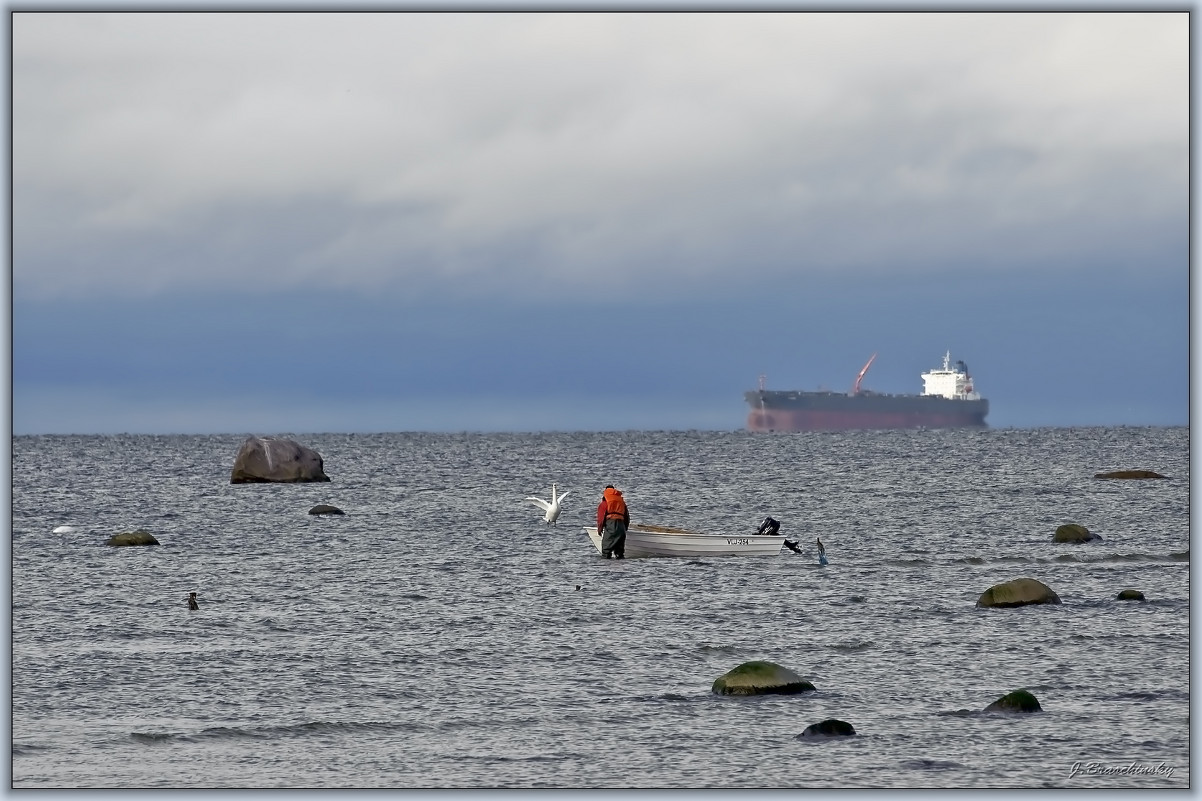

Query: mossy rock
[1094,470,1166,480]
[1116,589,1146,601]
[308,504,345,515]
[1053,524,1101,543]
[976,577,1061,608]
[711,660,816,696]
[798,719,856,737]
[106,529,160,547]
[984,689,1042,713]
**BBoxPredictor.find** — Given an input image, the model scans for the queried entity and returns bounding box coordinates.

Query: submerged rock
[976,578,1062,608]
[798,719,856,737]
[230,437,331,484]
[308,504,345,515]
[1094,470,1166,479]
[106,529,160,547]
[1116,589,1146,601]
[712,660,815,696]
[1053,524,1101,543]
[984,689,1042,713]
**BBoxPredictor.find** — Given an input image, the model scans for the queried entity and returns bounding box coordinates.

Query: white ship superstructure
[921,352,981,401]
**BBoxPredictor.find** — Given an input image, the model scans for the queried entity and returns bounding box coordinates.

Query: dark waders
[601,519,627,559]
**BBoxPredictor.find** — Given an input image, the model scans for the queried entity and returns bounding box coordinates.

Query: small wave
[12,742,52,756]
[1107,691,1160,702]
[399,593,429,601]
[900,758,965,770]
[130,731,181,744]
[959,556,986,565]
[698,644,742,653]
[935,709,980,718]
[1171,550,1189,561]
[193,720,430,741]
[1055,552,1182,564]
[881,558,928,568]
[829,641,874,653]
[1105,689,1190,703]
[645,692,696,703]
[274,720,429,737]
[195,726,273,741]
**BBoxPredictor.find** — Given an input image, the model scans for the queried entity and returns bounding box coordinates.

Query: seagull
[525,483,570,524]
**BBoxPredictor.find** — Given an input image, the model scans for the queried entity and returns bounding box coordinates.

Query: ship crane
[851,352,877,395]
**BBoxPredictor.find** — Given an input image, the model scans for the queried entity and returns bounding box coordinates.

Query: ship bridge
[921,351,981,400]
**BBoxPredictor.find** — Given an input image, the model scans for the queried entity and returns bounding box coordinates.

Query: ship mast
[851,352,877,395]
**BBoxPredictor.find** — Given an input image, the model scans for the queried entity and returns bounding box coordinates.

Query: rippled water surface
[10,427,1191,789]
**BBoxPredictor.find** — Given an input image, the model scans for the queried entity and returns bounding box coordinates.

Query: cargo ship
[745,351,988,432]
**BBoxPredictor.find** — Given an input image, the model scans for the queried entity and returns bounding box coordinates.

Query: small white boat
[584,524,786,559]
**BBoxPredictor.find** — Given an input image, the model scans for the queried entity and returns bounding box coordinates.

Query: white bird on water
[525,483,570,525]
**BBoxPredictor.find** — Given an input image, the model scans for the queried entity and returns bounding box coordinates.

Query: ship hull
[745,391,988,432]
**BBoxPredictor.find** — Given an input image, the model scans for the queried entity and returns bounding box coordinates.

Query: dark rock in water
[1094,469,1166,479]
[308,504,345,516]
[106,529,160,547]
[230,437,331,484]
[1053,523,1101,544]
[1116,589,1146,601]
[984,689,1042,713]
[976,578,1061,608]
[798,719,856,737]
[711,660,815,696]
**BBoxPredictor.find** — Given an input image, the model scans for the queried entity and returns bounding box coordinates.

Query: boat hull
[584,525,785,558]
[745,391,988,432]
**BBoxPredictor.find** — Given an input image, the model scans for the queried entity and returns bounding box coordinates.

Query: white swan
[52,525,77,534]
[525,483,570,524]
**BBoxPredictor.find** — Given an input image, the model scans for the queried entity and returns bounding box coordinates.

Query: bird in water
[525,483,570,524]
[187,592,199,611]
[52,525,77,534]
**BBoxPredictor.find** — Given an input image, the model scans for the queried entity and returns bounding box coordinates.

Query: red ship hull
[746,407,987,432]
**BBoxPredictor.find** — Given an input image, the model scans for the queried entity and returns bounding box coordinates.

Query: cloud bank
[13,12,1187,302]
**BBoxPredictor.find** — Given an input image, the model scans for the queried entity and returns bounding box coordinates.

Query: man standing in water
[596,485,629,559]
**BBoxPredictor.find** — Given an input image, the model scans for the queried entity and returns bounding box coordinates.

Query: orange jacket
[596,487,629,530]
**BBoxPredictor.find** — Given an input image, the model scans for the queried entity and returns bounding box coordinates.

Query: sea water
[9,427,1191,790]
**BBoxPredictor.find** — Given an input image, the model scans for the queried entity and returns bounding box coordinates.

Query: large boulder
[1094,469,1166,479]
[1053,524,1101,544]
[1116,589,1146,601]
[712,660,815,696]
[798,719,856,737]
[976,578,1062,608]
[230,437,330,484]
[308,504,344,515]
[106,529,159,547]
[984,689,1042,713]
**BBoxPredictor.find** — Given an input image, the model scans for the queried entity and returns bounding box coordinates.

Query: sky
[10,10,1191,434]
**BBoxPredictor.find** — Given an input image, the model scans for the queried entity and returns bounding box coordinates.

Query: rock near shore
[230,437,331,484]
[106,529,160,547]
[976,577,1062,608]
[1094,470,1166,479]
[1053,523,1101,544]
[798,719,856,737]
[984,689,1042,713]
[711,660,816,696]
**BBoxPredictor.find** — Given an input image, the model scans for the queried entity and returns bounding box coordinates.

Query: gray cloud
[13,11,1187,300]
